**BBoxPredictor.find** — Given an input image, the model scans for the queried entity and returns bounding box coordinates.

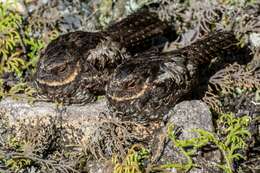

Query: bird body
[106,31,239,124]
[35,10,173,104]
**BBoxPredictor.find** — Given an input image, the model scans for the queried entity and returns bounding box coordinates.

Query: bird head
[106,56,183,123]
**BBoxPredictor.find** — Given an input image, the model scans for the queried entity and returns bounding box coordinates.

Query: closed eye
[51,64,67,74]
[127,80,136,88]
[58,64,67,72]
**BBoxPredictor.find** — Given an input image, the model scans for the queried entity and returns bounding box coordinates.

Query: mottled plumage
[35,10,174,104]
[106,31,240,124]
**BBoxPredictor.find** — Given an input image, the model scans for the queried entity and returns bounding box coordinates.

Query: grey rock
[0,96,113,149]
[86,161,114,173]
[249,33,260,48]
[0,96,139,172]
[157,100,221,173]
[168,100,214,140]
[0,96,108,124]
[0,98,222,173]
[0,96,120,172]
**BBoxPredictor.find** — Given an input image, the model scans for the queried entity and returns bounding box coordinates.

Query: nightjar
[106,31,241,124]
[35,10,175,104]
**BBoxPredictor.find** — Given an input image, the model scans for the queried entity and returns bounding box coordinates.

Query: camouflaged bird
[35,10,174,104]
[106,31,240,124]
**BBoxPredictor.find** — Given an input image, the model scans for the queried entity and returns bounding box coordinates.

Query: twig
[16,21,28,61]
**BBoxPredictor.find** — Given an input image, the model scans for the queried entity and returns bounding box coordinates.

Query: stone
[0,96,108,124]
[0,99,224,173]
[86,161,114,173]
[157,100,221,173]
[249,33,260,48]
[0,96,143,172]
[168,100,214,140]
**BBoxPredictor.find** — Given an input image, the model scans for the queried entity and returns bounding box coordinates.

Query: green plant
[0,82,36,100]
[216,113,251,172]
[159,126,198,172]
[0,1,48,100]
[0,137,33,172]
[23,27,45,70]
[0,1,24,77]
[113,144,149,173]
[160,113,251,173]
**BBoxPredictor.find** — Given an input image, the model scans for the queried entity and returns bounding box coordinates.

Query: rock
[0,96,113,171]
[0,96,108,124]
[86,161,114,173]
[157,100,221,173]
[168,100,214,140]
[0,96,142,172]
[249,33,260,48]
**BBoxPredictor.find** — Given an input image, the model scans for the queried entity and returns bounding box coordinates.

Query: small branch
[16,21,28,61]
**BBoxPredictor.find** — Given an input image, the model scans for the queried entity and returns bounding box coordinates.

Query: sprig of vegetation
[0,82,36,101]
[23,31,45,69]
[159,125,198,172]
[111,113,251,173]
[112,144,149,173]
[0,1,53,100]
[0,1,24,77]
[203,62,260,113]
[160,113,251,173]
[216,113,251,172]
[0,137,33,172]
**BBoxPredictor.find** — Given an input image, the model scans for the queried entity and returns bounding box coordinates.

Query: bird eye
[57,64,67,72]
[50,64,67,73]
[128,80,136,88]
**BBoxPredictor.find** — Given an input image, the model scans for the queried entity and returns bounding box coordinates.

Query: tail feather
[180,31,239,65]
[106,10,175,53]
